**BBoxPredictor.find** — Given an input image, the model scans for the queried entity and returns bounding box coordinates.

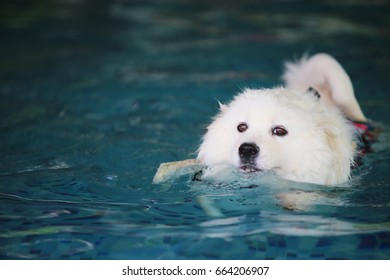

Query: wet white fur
[198,54,358,185]
[283,53,366,122]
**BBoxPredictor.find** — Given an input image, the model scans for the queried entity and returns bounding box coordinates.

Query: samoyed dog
[197,53,368,185]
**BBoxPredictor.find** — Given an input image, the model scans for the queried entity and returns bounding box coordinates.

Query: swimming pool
[0,0,389,259]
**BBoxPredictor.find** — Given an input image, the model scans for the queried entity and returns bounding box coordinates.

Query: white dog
[153,53,376,187]
[197,53,368,185]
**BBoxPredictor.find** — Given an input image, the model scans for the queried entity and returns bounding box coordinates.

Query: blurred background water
[0,0,389,259]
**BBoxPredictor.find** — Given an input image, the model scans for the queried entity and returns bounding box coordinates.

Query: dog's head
[197,87,356,185]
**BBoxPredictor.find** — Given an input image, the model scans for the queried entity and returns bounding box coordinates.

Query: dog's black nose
[239,143,259,160]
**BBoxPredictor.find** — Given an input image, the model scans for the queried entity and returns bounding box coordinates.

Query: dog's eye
[272,126,288,136]
[237,122,248,133]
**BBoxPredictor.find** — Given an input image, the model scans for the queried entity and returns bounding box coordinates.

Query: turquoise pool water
[0,0,389,259]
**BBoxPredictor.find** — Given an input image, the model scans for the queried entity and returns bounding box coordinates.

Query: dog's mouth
[239,164,262,173]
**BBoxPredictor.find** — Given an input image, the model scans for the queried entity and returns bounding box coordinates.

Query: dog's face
[197,88,355,185]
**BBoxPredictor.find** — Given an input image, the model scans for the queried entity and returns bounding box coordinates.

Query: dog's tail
[282,53,367,122]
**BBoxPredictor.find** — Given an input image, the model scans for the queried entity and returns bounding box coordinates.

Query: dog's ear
[217,100,228,112]
[306,87,321,99]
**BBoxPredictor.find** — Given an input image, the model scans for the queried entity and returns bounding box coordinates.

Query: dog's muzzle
[238,142,261,173]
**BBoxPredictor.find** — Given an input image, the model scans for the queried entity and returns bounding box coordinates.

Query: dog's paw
[277,191,324,211]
